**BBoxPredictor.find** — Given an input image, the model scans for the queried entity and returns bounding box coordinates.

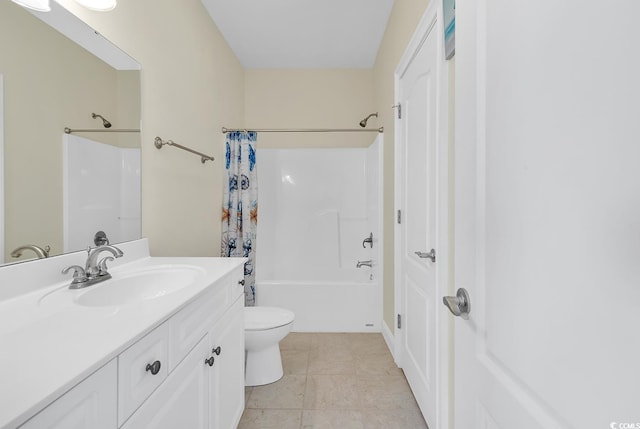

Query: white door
[454,0,640,427]
[395,4,448,425]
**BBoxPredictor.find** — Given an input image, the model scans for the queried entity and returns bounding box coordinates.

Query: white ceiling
[201,0,395,69]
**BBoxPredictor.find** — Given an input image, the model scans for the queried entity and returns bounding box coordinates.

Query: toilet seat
[244,307,295,331]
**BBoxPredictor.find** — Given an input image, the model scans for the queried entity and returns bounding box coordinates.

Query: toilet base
[245,344,284,386]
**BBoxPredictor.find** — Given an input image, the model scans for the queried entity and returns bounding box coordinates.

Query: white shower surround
[255,139,383,332]
[63,134,141,252]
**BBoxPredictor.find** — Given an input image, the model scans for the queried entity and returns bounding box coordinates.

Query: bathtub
[255,144,383,333]
[255,279,382,332]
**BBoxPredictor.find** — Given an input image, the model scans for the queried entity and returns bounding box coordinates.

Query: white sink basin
[74,266,203,307]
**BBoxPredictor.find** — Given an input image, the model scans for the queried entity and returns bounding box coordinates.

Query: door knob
[415,249,436,262]
[442,288,471,319]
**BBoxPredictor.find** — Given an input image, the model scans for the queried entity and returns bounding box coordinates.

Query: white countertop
[0,240,245,429]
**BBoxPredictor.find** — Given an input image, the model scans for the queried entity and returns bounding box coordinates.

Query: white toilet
[244,306,295,386]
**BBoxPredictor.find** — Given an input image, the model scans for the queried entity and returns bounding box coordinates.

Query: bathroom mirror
[0,1,141,265]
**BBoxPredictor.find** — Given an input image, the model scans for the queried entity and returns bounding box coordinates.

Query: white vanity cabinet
[123,294,245,429]
[13,262,246,429]
[120,267,246,429]
[19,360,117,429]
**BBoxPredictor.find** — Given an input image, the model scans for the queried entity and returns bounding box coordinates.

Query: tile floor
[239,333,429,429]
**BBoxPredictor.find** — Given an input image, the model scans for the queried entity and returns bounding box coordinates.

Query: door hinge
[392,103,402,119]
[397,209,402,224]
[397,314,402,329]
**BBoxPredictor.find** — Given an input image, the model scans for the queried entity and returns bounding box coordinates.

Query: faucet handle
[97,256,115,276]
[362,232,374,248]
[62,265,88,284]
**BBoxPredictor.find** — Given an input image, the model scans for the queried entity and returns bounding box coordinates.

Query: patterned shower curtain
[221,131,258,306]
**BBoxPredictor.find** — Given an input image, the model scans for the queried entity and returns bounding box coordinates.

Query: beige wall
[0,1,134,261]
[116,71,142,149]
[373,0,431,332]
[55,0,245,258]
[245,69,376,148]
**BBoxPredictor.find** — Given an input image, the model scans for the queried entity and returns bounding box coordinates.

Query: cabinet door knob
[145,360,161,375]
[204,356,215,367]
[212,346,221,356]
[238,279,245,286]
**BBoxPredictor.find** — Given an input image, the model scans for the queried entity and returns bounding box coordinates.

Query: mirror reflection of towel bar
[64,127,140,134]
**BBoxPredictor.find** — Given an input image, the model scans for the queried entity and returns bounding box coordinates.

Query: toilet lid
[245,307,295,331]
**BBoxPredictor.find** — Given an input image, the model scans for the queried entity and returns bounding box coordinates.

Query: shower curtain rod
[221,127,384,134]
[64,127,140,134]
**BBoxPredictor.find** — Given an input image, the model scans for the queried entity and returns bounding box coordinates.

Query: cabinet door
[122,335,209,429]
[169,277,230,371]
[209,297,244,429]
[19,359,117,429]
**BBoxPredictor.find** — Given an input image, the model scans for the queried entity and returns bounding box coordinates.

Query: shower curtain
[221,131,258,306]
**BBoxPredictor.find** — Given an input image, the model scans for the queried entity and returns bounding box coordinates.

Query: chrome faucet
[85,245,123,277]
[356,260,373,268]
[62,244,124,289]
[11,244,51,259]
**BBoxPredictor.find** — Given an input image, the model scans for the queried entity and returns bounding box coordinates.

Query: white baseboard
[381,319,395,360]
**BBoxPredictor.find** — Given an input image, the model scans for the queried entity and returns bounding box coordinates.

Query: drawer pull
[238,279,245,286]
[205,356,215,367]
[212,346,221,356]
[145,360,161,375]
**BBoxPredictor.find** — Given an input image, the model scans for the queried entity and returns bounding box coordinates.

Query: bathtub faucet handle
[362,233,374,248]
